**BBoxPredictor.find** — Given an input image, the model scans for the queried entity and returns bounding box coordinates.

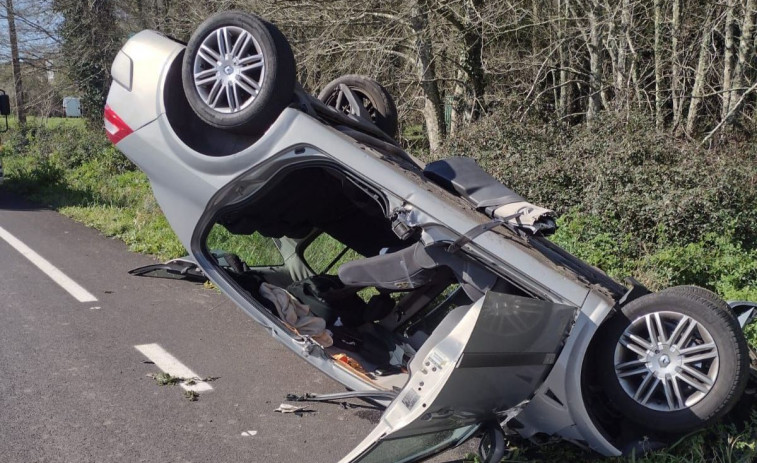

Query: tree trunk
[671,0,683,131]
[617,0,631,115]
[558,0,571,119]
[5,0,26,125]
[653,0,663,129]
[686,16,712,136]
[410,0,446,151]
[462,26,485,122]
[586,1,603,123]
[727,0,756,125]
[721,0,737,120]
[625,11,643,111]
[449,66,465,137]
[532,0,541,57]
[604,1,620,107]
[435,0,486,126]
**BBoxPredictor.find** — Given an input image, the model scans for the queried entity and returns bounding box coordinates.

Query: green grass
[304,231,363,274]
[2,116,85,130]
[206,226,284,267]
[1,151,187,260]
[499,419,757,462]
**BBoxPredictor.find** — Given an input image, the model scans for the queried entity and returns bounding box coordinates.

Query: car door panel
[340,292,576,462]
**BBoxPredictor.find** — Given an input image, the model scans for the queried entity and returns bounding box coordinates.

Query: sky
[0,0,62,65]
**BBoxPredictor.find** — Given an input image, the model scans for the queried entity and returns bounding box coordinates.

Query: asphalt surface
[0,190,473,463]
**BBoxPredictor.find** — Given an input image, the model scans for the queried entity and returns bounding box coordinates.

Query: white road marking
[241,430,257,437]
[0,225,98,303]
[134,343,213,392]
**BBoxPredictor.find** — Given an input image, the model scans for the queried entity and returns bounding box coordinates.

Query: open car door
[339,291,576,463]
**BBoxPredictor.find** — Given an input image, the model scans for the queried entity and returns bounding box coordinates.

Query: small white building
[63,97,81,117]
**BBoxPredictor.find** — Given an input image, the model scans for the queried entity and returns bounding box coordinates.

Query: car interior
[204,164,528,390]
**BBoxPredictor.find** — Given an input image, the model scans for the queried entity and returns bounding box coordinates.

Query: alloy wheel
[614,311,719,412]
[192,26,265,113]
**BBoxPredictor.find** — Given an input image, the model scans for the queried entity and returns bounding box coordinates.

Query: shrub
[550,210,640,279]
[637,230,757,300]
[438,110,757,298]
[4,123,133,172]
[437,110,757,249]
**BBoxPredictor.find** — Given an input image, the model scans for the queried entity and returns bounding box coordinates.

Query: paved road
[0,191,473,463]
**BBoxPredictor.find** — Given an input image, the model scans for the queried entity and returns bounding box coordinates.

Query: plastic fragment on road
[274,403,309,413]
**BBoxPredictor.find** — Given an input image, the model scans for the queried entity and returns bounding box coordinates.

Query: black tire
[181,11,296,135]
[597,286,749,434]
[317,75,399,138]
[661,285,729,308]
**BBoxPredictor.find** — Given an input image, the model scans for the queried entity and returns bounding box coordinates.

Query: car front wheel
[597,286,749,434]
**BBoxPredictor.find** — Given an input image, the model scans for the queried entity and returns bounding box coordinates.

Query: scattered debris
[275,403,310,414]
[241,430,258,437]
[89,306,101,310]
[146,372,218,387]
[286,390,395,403]
[151,372,184,386]
[184,390,199,401]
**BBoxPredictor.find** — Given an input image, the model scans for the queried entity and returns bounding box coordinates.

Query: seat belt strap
[447,212,521,254]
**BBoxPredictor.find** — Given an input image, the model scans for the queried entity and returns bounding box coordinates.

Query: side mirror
[0,92,10,116]
[478,423,507,463]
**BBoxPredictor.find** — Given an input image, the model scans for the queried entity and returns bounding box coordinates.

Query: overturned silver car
[105,11,756,462]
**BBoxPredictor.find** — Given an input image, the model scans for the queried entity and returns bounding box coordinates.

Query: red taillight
[104,105,133,145]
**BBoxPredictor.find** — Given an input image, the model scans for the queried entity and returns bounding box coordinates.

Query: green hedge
[438,110,757,299]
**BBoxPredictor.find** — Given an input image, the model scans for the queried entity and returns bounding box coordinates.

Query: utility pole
[5,0,27,125]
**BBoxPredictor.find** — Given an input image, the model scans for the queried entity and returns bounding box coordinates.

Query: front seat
[339,242,497,302]
[338,243,438,291]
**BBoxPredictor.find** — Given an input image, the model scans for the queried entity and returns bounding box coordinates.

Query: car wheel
[181,11,296,135]
[597,286,749,434]
[317,75,399,138]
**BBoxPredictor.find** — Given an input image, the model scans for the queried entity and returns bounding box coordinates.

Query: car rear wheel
[181,11,296,135]
[597,286,749,434]
[318,75,399,138]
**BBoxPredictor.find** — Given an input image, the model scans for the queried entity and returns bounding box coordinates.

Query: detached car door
[339,291,576,463]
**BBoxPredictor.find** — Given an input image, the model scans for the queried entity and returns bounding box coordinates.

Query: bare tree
[653,0,663,129]
[4,0,26,124]
[725,0,756,126]
[721,0,737,121]
[585,0,603,123]
[686,10,715,136]
[410,0,446,150]
[670,0,683,131]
